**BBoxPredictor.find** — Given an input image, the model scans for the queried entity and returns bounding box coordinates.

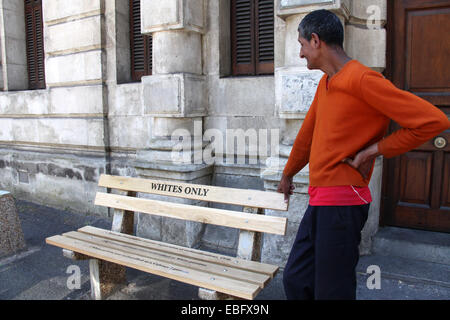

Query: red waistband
[308,185,372,206]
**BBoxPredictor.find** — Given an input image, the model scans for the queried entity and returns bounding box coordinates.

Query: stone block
[45,15,101,54]
[43,0,102,23]
[32,118,104,147]
[108,116,151,149]
[0,90,49,115]
[12,119,39,143]
[111,83,142,116]
[141,0,205,34]
[208,76,275,117]
[153,31,202,74]
[142,74,206,117]
[49,85,104,114]
[46,51,103,85]
[151,117,203,139]
[275,67,323,119]
[0,191,26,257]
[0,119,13,141]
[345,25,386,70]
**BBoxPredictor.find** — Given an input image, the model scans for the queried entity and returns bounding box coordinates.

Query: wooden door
[382,0,450,232]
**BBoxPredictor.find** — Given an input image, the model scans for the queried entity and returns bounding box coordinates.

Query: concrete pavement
[1,200,449,300]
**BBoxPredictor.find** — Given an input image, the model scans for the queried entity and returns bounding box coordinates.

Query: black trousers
[283,204,369,300]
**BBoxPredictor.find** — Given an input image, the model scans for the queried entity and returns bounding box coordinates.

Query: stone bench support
[0,191,26,257]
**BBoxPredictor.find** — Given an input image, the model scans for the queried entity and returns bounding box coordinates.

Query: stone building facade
[0,0,387,266]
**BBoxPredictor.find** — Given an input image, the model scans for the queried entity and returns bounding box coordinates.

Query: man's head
[297,10,344,69]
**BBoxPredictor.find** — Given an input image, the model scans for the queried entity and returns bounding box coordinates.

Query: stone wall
[0,0,387,265]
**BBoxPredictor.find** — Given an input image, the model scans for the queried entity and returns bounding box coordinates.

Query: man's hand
[342,142,381,180]
[277,174,295,203]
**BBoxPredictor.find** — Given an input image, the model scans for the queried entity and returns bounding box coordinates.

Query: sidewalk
[0,200,449,300]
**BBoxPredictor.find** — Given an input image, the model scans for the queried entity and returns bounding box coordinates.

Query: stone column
[346,0,387,254]
[134,0,211,248]
[0,191,26,257]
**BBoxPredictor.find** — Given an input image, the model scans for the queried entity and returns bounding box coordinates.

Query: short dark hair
[298,9,344,48]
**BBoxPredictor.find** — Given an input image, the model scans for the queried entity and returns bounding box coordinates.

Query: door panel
[382,0,450,232]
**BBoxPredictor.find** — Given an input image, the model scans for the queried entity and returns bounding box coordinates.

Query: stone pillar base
[0,191,26,257]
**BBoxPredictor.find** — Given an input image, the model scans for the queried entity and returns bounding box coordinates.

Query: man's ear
[310,33,321,48]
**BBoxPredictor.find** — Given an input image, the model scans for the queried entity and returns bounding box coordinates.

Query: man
[278,9,450,300]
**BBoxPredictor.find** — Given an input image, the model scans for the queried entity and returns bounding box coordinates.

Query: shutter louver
[25,0,45,89]
[256,0,274,74]
[231,0,274,76]
[130,0,152,81]
[231,0,255,75]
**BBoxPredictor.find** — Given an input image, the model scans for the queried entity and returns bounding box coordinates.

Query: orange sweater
[283,60,450,187]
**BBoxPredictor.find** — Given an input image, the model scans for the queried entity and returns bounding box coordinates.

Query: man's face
[298,34,319,70]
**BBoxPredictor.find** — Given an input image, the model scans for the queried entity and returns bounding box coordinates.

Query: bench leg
[89,259,126,300]
[198,207,262,301]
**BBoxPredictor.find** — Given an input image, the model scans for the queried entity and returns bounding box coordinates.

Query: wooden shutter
[25,0,45,89]
[130,0,152,81]
[231,0,274,76]
[231,0,256,75]
[255,0,274,74]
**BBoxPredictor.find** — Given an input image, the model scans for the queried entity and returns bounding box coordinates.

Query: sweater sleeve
[360,71,450,159]
[282,90,318,177]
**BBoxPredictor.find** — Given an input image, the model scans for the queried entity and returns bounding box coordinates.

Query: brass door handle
[434,137,447,149]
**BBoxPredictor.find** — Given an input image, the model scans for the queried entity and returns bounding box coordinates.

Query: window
[25,0,45,89]
[231,0,274,76]
[130,0,152,81]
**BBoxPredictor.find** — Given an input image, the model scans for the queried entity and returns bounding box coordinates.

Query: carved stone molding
[277,0,351,20]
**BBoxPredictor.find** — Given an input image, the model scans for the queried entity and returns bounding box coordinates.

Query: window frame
[230,0,275,77]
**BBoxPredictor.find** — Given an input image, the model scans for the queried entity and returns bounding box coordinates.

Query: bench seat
[46,225,279,300]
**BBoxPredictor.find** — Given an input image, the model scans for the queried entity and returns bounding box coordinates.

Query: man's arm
[278,91,319,202]
[360,71,450,158]
[344,71,450,178]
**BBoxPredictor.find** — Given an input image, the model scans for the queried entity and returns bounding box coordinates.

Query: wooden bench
[46,174,288,300]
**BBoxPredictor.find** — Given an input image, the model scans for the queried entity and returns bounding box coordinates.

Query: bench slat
[46,234,261,300]
[79,226,278,277]
[63,231,271,288]
[98,174,288,211]
[95,192,287,235]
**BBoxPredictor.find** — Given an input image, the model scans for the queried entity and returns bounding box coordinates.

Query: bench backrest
[95,174,288,235]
